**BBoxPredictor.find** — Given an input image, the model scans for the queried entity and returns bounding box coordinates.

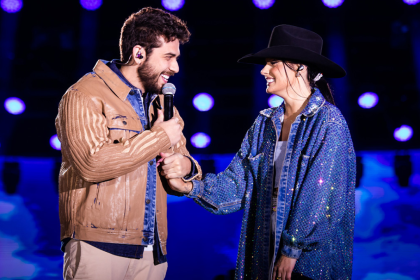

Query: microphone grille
[162,83,176,95]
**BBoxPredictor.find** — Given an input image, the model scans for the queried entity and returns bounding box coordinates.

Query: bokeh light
[0,0,22,13]
[191,132,211,148]
[50,135,61,150]
[394,125,413,142]
[162,0,184,11]
[403,0,420,5]
[193,93,214,111]
[253,0,275,9]
[358,92,379,109]
[322,0,344,8]
[268,95,284,107]
[80,0,102,10]
[4,97,25,115]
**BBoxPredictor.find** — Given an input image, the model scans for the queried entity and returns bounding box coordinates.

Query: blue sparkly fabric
[187,89,355,280]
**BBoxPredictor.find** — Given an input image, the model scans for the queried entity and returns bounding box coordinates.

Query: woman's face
[260,59,301,96]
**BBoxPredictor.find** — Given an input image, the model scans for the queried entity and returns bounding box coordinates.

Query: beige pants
[63,239,168,280]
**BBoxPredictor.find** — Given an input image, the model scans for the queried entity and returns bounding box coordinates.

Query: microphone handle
[164,94,174,121]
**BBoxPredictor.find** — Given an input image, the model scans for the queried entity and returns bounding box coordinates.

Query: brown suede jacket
[55,60,201,255]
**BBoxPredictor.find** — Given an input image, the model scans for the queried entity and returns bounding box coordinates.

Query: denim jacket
[187,89,355,280]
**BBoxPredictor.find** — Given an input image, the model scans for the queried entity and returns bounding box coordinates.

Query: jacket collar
[301,89,325,117]
[93,60,131,101]
[260,88,325,119]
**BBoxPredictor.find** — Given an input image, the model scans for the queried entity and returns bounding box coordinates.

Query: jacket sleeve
[280,122,356,259]
[55,89,171,183]
[158,106,202,196]
[185,122,256,215]
[172,106,202,182]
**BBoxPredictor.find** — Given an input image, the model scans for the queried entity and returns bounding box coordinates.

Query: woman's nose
[260,64,270,76]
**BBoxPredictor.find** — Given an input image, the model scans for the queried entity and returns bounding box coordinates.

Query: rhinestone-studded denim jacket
[187,89,356,280]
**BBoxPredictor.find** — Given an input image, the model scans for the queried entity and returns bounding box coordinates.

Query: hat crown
[268,25,323,54]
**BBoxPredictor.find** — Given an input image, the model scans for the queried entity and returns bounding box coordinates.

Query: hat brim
[237,45,346,78]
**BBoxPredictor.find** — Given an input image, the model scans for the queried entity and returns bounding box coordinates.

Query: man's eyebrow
[164,52,180,57]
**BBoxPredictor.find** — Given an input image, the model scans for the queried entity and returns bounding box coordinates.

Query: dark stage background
[0,0,420,279]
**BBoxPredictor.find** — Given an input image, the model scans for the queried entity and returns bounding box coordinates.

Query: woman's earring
[314,73,323,82]
[296,65,304,77]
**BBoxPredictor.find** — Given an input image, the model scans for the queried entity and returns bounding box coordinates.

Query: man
[55,7,201,280]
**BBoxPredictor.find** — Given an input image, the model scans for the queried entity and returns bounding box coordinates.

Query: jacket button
[146,199,151,204]
[122,121,127,125]
[149,161,153,166]
[143,237,148,242]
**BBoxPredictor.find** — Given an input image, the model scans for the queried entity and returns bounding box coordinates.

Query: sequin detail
[187,89,355,280]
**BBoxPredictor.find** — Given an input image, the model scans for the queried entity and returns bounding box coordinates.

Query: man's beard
[137,60,162,94]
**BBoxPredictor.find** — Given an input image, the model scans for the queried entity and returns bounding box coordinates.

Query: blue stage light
[191,133,211,148]
[253,0,275,9]
[1,0,22,13]
[394,125,413,142]
[358,92,378,109]
[322,0,344,8]
[162,0,184,11]
[4,97,25,115]
[50,135,61,150]
[80,0,102,10]
[268,95,284,107]
[193,93,214,111]
[403,0,420,4]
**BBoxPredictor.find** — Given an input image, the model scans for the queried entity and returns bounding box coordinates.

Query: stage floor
[0,151,419,279]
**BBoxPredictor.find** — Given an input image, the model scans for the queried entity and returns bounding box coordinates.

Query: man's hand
[158,152,192,179]
[152,110,182,147]
[273,255,297,280]
[167,178,193,194]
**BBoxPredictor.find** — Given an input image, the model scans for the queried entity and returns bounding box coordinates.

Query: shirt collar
[301,88,325,117]
[108,59,141,91]
[92,59,136,101]
[263,88,325,119]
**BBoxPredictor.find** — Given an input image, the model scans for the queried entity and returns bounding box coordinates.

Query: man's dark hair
[119,7,191,63]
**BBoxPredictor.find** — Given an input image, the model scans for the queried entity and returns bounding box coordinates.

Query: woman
[163,25,355,280]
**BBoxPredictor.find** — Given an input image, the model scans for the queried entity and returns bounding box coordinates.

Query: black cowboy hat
[237,24,346,78]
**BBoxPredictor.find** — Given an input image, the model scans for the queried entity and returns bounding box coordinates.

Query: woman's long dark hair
[307,65,335,105]
[282,61,336,105]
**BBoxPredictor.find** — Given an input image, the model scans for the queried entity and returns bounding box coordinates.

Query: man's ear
[132,45,146,65]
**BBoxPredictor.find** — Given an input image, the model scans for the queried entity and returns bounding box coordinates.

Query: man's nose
[169,60,179,74]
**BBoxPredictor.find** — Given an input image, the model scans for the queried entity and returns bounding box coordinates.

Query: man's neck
[120,65,145,93]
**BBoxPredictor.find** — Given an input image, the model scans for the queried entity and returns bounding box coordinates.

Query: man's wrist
[182,155,196,179]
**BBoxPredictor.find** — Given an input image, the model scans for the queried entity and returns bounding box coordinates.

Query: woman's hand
[273,255,297,280]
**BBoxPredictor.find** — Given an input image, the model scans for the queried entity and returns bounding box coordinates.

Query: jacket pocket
[107,114,142,132]
[247,153,263,178]
[89,178,126,230]
[108,128,129,144]
[107,114,142,143]
[248,152,263,161]
[297,154,310,183]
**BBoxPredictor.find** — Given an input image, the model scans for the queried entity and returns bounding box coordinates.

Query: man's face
[137,36,180,93]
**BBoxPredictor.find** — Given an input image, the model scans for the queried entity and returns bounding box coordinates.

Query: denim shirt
[187,89,356,280]
[109,60,159,247]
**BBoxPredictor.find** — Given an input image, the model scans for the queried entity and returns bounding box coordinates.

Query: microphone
[162,83,176,121]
